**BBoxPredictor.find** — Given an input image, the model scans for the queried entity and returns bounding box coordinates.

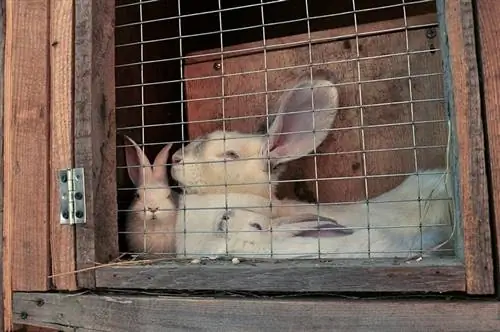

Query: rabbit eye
[223,150,239,159]
[250,222,263,230]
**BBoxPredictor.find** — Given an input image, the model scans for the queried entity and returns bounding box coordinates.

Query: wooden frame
[0,1,5,331]
[73,0,118,289]
[438,0,495,295]
[93,0,495,295]
[475,0,500,296]
[12,293,500,331]
[2,0,499,330]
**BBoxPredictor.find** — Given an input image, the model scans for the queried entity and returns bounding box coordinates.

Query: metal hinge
[58,168,86,225]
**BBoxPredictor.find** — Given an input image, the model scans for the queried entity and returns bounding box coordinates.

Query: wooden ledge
[13,292,500,331]
[95,257,465,293]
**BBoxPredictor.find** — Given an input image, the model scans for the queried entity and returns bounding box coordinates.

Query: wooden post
[475,0,500,296]
[49,0,77,291]
[2,0,52,329]
[437,0,495,295]
[0,0,5,330]
[74,0,118,288]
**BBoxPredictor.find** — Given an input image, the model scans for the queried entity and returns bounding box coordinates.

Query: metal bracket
[58,168,86,225]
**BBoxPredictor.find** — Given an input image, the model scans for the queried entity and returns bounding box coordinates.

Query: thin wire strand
[402,0,424,252]
[259,0,275,258]
[176,0,188,258]
[138,0,148,253]
[351,0,372,257]
[215,0,230,257]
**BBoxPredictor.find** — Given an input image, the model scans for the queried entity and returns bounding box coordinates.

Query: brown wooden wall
[184,12,446,203]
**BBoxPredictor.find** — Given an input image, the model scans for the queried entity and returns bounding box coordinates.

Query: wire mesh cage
[114,0,455,261]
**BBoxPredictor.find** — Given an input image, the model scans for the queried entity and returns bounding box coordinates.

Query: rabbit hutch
[1,0,500,331]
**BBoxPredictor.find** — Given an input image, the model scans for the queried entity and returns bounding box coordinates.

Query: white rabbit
[170,73,339,217]
[123,136,177,256]
[176,169,453,259]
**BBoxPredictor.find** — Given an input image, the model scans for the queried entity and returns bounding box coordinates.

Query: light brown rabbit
[123,135,177,256]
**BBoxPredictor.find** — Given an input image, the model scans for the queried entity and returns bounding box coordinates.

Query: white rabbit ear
[261,79,339,166]
[124,135,153,187]
[152,143,173,183]
[273,214,353,238]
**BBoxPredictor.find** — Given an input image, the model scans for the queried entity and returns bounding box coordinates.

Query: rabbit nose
[148,207,158,213]
[172,153,182,165]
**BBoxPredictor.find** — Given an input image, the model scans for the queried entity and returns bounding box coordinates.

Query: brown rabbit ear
[124,135,153,187]
[152,143,173,183]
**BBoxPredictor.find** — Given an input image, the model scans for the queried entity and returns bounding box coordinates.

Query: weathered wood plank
[74,0,118,288]
[3,0,51,329]
[13,292,500,332]
[0,0,5,331]
[96,258,465,293]
[475,0,500,298]
[49,0,77,291]
[2,0,51,289]
[437,0,495,294]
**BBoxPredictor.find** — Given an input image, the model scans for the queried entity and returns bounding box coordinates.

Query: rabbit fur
[171,73,339,218]
[123,136,177,256]
[176,169,453,259]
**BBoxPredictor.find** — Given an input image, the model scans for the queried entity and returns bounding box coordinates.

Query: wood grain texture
[13,292,500,332]
[0,1,5,331]
[438,0,495,294]
[2,0,51,290]
[184,13,447,203]
[3,1,51,330]
[475,0,500,298]
[96,258,465,293]
[49,0,77,291]
[74,0,118,288]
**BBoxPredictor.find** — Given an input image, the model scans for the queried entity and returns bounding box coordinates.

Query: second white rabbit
[176,169,453,259]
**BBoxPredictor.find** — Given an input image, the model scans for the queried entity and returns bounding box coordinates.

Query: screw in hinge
[62,210,69,219]
[426,28,437,39]
[213,62,222,71]
[74,192,83,200]
[60,173,67,183]
[75,210,84,218]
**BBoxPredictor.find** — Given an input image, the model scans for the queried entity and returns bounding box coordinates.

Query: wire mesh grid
[114,0,455,260]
